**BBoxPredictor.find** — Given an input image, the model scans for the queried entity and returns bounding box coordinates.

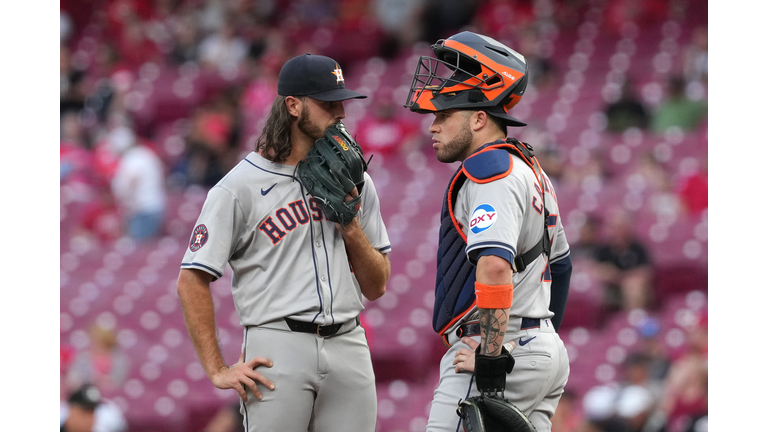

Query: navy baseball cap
[278,53,367,101]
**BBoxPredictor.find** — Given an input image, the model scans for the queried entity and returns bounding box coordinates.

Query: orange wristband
[474,282,513,309]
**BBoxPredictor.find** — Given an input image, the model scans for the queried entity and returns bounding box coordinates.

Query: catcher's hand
[296,122,368,226]
[474,344,515,397]
[457,395,537,432]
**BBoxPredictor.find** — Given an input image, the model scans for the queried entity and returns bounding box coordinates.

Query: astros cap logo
[332,64,345,84]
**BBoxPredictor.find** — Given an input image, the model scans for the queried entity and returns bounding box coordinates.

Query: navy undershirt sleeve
[471,247,514,267]
[549,255,572,332]
[472,247,571,332]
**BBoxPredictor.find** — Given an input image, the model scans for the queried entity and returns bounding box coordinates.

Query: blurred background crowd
[59,0,708,431]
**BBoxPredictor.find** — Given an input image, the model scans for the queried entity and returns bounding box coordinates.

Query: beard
[297,103,326,141]
[436,116,473,163]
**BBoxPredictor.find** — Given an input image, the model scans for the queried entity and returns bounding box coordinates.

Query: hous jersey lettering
[258,198,331,245]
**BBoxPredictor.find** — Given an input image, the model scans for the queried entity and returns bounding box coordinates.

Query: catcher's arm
[476,254,513,356]
[339,188,390,301]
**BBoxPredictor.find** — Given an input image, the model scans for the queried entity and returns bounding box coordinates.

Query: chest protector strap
[433,138,552,340]
[504,138,552,272]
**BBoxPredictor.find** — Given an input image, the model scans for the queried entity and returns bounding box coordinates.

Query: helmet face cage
[405,48,506,111]
[404,32,528,123]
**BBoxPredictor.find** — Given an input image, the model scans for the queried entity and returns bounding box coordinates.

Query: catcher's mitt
[457,395,537,432]
[296,122,368,226]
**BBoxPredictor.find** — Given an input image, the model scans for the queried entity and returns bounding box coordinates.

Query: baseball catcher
[296,122,368,226]
[401,30,572,432]
[456,344,537,432]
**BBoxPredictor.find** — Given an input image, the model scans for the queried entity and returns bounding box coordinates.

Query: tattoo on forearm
[478,309,508,355]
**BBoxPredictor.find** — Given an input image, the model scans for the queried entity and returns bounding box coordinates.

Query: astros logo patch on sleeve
[189,224,209,251]
[470,204,498,234]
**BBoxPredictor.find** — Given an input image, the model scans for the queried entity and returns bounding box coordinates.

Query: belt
[455,317,541,338]
[284,317,360,338]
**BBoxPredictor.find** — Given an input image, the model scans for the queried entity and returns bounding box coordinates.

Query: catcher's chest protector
[433,139,549,343]
[433,165,477,340]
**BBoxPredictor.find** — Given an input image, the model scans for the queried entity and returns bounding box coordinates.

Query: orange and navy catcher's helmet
[404,31,529,127]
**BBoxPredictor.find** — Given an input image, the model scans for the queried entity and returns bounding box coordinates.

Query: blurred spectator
[614,384,656,432]
[66,324,130,393]
[650,76,707,133]
[202,402,245,432]
[173,91,242,187]
[604,0,668,36]
[108,124,167,240]
[561,148,610,191]
[583,352,664,432]
[676,151,707,217]
[355,87,421,156]
[61,344,76,379]
[580,384,626,432]
[516,27,557,91]
[116,14,163,69]
[61,42,88,117]
[593,209,654,312]
[550,389,581,432]
[359,312,376,352]
[634,150,671,192]
[286,0,337,25]
[635,317,671,383]
[328,0,387,66]
[240,58,279,139]
[79,183,124,244]
[417,0,479,44]
[682,25,708,85]
[80,43,130,128]
[61,9,74,42]
[570,214,602,261]
[198,16,249,76]
[197,0,231,35]
[373,0,426,57]
[60,384,128,432]
[621,353,663,400]
[518,126,563,184]
[604,79,650,133]
[633,150,682,222]
[167,9,202,65]
[471,0,537,40]
[535,145,566,187]
[240,15,270,66]
[61,112,94,187]
[659,311,708,432]
[61,385,101,432]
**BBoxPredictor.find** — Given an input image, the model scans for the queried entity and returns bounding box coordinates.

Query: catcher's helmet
[404,31,529,127]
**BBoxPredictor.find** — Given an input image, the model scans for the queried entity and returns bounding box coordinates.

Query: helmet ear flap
[468,90,485,103]
[511,71,528,97]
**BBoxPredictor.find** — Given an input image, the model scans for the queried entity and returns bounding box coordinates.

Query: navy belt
[284,317,360,338]
[455,317,541,338]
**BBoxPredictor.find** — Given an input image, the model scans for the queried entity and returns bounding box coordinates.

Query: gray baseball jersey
[181,151,391,432]
[181,151,391,327]
[428,149,571,432]
[450,158,570,329]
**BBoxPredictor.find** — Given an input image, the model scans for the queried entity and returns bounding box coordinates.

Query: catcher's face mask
[404,31,529,127]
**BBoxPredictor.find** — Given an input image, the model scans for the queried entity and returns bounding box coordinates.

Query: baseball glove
[296,122,368,226]
[457,395,537,432]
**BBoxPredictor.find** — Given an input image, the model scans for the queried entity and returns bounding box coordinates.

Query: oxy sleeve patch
[469,204,498,234]
[189,224,209,251]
